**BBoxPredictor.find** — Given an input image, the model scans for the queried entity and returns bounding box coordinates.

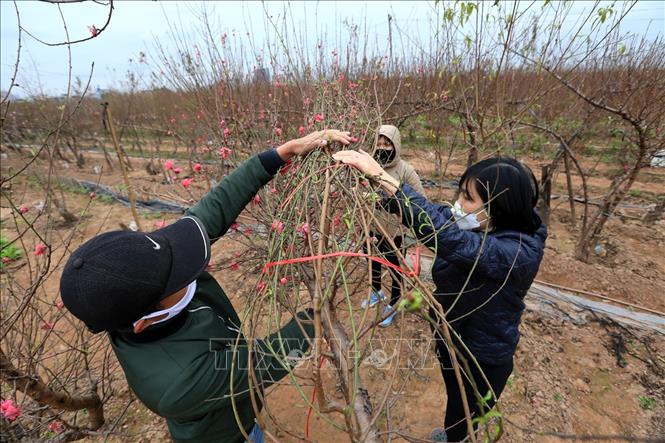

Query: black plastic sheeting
[409,254,664,334]
[75,179,187,213]
[66,176,455,213]
[421,178,459,189]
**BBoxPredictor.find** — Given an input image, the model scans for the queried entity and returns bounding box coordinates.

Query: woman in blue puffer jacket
[333,150,547,442]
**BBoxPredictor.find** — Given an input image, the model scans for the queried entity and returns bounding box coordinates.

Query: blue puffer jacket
[388,185,547,365]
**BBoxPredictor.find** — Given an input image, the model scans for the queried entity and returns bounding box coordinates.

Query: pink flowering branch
[20,0,114,47]
[0,349,105,430]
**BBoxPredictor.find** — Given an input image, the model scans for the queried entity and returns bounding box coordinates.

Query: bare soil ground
[1,144,664,442]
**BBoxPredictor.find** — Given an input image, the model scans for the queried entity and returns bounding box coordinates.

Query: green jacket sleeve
[158,311,313,419]
[254,310,314,384]
[186,155,273,243]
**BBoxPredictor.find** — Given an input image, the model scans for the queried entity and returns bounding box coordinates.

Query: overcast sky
[1,1,663,97]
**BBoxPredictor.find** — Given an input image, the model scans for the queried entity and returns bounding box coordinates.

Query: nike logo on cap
[145,235,161,250]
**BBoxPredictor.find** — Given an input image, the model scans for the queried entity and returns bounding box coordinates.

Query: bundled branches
[2,1,663,442]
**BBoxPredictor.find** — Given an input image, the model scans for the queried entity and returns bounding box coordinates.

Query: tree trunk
[96,138,114,172]
[538,165,552,225]
[642,195,665,223]
[0,349,104,430]
[563,150,576,226]
[464,116,478,167]
[575,149,645,262]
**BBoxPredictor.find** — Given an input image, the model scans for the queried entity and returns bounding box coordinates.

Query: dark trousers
[370,234,404,306]
[434,333,513,442]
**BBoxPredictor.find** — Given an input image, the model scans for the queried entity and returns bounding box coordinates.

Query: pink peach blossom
[297,223,310,236]
[0,399,21,421]
[34,243,47,256]
[219,147,232,159]
[48,421,63,434]
[271,220,284,233]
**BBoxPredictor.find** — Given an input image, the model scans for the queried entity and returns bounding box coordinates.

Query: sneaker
[379,304,397,327]
[361,289,385,309]
[430,427,448,442]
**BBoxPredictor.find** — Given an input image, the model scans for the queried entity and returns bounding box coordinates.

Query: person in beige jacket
[362,124,425,326]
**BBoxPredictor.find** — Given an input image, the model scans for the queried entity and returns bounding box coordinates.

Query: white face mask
[451,201,482,231]
[133,280,197,328]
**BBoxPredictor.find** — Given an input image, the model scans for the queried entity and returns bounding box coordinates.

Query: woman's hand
[277,129,352,160]
[333,149,400,194]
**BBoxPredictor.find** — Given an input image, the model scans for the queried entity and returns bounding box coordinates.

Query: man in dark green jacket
[60,130,351,442]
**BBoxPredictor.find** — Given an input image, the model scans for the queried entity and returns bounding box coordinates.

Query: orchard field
[1,1,664,442]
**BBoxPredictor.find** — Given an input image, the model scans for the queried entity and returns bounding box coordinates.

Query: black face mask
[374,149,395,165]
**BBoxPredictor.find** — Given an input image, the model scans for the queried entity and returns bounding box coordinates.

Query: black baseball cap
[60,216,210,333]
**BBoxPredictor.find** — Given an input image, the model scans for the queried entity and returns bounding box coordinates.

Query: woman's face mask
[374,148,395,165]
[454,179,491,231]
[451,200,484,231]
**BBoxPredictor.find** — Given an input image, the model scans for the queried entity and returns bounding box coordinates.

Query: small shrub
[638,395,656,410]
[1,236,23,269]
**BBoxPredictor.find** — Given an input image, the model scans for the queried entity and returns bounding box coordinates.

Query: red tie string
[263,250,419,277]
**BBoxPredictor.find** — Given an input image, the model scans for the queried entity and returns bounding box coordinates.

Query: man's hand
[276,129,352,160]
[333,149,400,195]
